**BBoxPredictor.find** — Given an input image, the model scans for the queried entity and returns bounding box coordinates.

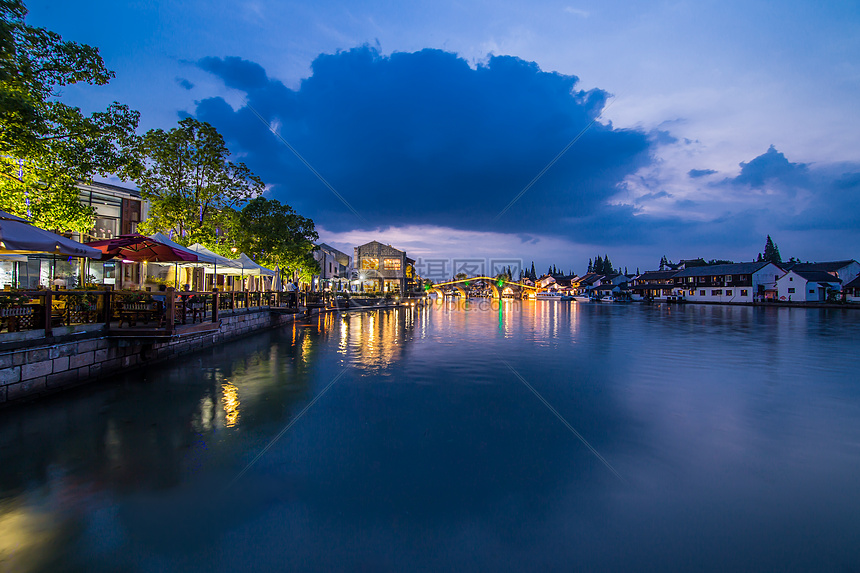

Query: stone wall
[0,309,306,406]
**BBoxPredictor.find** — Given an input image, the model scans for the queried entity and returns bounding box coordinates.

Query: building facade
[775,270,842,302]
[673,262,783,303]
[314,243,352,291]
[353,241,415,293]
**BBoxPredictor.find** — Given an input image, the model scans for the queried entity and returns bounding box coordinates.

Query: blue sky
[27,0,860,273]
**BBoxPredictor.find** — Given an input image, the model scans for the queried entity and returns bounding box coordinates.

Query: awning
[1,209,102,258]
[86,233,198,262]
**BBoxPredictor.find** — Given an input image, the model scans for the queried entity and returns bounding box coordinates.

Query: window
[726,275,732,282]
[383,258,401,271]
[789,277,793,281]
[361,258,379,270]
[741,289,748,296]
[726,290,732,296]
[699,290,705,296]
[711,289,722,296]
[788,288,795,293]
[809,289,815,294]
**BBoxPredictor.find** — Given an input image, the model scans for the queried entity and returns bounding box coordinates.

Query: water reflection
[1,303,859,572]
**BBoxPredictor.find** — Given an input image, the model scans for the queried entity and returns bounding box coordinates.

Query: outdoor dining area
[0,210,304,340]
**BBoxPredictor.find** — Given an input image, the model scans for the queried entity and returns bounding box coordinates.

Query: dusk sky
[28,0,860,274]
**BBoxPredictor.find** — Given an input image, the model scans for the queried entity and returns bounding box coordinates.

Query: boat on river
[535,291,566,300]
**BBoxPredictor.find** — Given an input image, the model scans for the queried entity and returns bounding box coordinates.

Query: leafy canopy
[136,117,264,243]
[0,0,140,232]
[234,197,319,281]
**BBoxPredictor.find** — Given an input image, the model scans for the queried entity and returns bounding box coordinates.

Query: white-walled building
[782,260,859,284]
[844,275,860,303]
[673,262,784,303]
[776,270,842,302]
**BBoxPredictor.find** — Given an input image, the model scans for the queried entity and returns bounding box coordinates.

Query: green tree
[232,197,319,281]
[136,117,263,243]
[0,0,140,232]
[762,235,782,264]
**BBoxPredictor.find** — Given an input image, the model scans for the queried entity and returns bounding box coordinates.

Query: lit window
[361,258,379,270]
[741,289,748,296]
[383,258,401,271]
[726,290,732,296]
[699,290,705,296]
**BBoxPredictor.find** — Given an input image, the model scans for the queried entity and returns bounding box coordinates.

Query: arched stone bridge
[429,277,539,299]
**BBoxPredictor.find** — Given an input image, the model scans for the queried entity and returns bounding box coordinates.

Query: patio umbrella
[86,234,199,262]
[0,210,102,258]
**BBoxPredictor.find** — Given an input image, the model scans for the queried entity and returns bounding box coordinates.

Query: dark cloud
[688,168,716,178]
[704,146,860,238]
[728,145,810,190]
[175,77,194,90]
[193,47,653,235]
[198,56,268,91]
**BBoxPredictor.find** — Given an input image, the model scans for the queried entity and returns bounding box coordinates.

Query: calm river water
[2,300,860,572]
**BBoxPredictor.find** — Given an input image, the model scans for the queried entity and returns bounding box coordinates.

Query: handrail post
[104,290,112,329]
[212,291,219,323]
[44,290,53,337]
[166,288,175,331]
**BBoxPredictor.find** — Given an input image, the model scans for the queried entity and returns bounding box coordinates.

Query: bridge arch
[429,276,538,299]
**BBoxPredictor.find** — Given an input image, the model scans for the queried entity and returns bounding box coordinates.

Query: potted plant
[0,292,29,316]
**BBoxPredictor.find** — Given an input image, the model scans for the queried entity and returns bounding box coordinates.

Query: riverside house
[672,262,784,303]
[631,270,680,300]
[353,241,415,294]
[775,270,842,302]
[844,275,860,303]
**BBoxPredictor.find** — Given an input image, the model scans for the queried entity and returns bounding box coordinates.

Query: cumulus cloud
[193,47,653,236]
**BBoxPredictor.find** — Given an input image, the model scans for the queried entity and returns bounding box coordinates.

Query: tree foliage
[136,117,263,242]
[232,197,319,281]
[762,235,782,264]
[0,0,140,232]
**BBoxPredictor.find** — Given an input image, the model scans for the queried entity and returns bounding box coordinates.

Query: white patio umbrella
[0,210,101,258]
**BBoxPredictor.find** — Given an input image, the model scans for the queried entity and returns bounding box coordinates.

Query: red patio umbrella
[86,234,199,262]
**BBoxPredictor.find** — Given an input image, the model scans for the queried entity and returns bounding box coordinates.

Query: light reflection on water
[1,302,860,571]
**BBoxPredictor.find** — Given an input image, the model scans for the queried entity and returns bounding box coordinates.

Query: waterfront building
[575,273,604,295]
[775,270,842,302]
[780,260,860,285]
[314,243,352,291]
[1,181,146,289]
[353,241,416,293]
[844,275,860,303]
[673,262,784,302]
[631,270,680,300]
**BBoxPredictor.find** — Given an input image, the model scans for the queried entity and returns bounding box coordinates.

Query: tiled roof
[636,270,680,280]
[783,260,857,273]
[788,270,842,283]
[844,275,860,289]
[674,262,771,278]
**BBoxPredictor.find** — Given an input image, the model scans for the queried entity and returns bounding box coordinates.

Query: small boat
[560,295,575,301]
[599,295,615,302]
[572,295,591,302]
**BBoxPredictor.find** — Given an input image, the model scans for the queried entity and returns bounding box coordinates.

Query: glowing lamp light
[122,259,134,264]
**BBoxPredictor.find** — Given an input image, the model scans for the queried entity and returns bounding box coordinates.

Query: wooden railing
[0,288,297,338]
[0,288,429,339]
